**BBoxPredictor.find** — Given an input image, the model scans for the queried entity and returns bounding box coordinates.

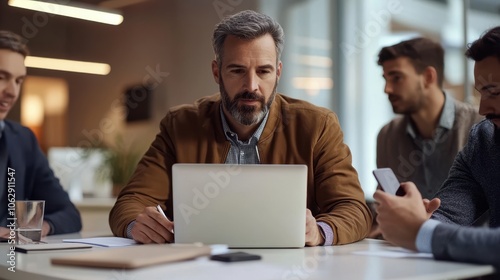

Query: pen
[156,205,174,234]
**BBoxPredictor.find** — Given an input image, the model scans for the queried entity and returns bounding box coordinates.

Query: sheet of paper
[352,247,433,259]
[63,237,138,247]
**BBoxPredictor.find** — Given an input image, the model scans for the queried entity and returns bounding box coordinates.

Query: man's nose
[384,83,393,95]
[2,79,18,98]
[478,98,497,116]
[243,72,259,93]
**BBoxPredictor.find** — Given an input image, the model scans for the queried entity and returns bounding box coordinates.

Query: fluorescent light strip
[8,0,123,25]
[25,56,111,75]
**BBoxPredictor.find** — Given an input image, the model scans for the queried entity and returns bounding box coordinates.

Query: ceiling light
[8,0,123,25]
[25,56,111,75]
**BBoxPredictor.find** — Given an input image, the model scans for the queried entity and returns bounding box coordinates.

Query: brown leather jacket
[109,93,372,244]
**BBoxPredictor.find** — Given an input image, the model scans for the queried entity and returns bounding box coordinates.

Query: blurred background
[2,0,499,201]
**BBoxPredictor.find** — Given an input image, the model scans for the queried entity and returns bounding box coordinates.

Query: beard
[391,82,425,115]
[488,116,500,144]
[220,76,278,126]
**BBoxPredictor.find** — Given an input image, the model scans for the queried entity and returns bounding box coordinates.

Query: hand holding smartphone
[372,168,405,196]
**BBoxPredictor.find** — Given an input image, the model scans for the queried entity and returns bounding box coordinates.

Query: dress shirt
[415,219,440,253]
[220,105,267,164]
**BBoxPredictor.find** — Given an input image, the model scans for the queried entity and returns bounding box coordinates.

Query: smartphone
[372,168,405,196]
[210,252,261,262]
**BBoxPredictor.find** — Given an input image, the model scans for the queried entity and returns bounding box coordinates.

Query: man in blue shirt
[374,26,500,270]
[0,30,81,238]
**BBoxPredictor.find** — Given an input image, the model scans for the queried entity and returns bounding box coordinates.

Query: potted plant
[94,136,142,197]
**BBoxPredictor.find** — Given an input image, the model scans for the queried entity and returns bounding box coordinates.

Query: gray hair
[212,10,284,66]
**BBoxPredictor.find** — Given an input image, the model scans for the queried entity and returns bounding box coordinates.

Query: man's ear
[277,61,282,80]
[212,60,220,85]
[423,66,438,88]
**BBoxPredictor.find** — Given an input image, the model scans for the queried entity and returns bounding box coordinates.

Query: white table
[0,236,495,280]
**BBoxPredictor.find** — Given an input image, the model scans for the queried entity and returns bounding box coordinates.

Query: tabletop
[0,235,495,280]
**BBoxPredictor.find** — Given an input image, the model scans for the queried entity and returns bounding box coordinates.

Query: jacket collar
[260,94,283,143]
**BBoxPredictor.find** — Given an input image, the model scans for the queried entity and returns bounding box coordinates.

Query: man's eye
[482,88,500,97]
[391,76,401,83]
[230,69,244,74]
[479,91,500,98]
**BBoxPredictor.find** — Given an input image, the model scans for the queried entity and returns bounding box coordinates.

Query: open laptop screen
[172,164,307,248]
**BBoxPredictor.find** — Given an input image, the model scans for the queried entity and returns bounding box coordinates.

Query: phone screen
[372,168,402,196]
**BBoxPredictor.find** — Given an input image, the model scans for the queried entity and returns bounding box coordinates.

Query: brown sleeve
[313,112,372,244]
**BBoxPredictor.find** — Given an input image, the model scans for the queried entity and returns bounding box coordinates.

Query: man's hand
[367,224,382,239]
[423,198,441,218]
[373,182,428,251]
[0,227,10,239]
[130,206,174,244]
[305,209,325,246]
[42,221,51,237]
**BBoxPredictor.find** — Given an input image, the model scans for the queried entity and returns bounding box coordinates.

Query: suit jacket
[110,93,372,244]
[432,120,500,228]
[430,119,500,271]
[432,223,500,269]
[3,120,81,234]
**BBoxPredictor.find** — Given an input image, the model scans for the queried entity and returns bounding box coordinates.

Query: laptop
[172,164,307,248]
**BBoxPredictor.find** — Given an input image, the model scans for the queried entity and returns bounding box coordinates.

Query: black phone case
[210,251,261,262]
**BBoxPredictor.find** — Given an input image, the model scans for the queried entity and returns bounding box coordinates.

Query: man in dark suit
[0,30,81,237]
[374,26,500,271]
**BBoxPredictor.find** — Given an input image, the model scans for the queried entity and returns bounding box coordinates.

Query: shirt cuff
[415,219,440,253]
[317,222,334,246]
[126,220,136,239]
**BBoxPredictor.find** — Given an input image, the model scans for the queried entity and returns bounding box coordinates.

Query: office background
[1,0,499,198]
